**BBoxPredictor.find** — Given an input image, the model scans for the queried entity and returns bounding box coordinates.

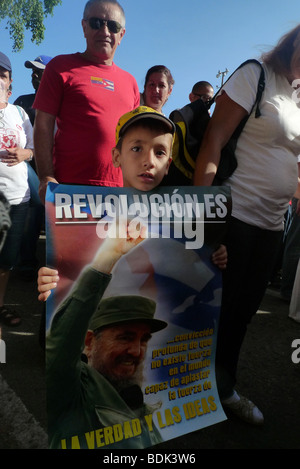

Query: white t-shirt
[221,62,300,231]
[0,104,33,204]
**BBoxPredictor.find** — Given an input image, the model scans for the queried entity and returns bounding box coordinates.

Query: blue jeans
[216,216,283,398]
[19,163,45,270]
[0,202,29,270]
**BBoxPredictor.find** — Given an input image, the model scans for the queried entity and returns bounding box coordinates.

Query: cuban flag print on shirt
[90,76,114,91]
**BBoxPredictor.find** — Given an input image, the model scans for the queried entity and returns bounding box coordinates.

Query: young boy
[38,106,227,300]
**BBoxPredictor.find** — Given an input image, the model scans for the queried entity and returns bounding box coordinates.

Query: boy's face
[112,124,173,191]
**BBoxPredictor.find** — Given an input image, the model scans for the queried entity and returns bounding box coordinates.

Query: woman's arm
[193,92,248,186]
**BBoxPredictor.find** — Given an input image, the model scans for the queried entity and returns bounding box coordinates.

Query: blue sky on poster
[0,0,299,116]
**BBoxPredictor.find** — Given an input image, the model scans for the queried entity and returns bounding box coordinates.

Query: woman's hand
[1,147,33,166]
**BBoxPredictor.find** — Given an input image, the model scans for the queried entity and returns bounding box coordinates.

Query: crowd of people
[0,0,299,448]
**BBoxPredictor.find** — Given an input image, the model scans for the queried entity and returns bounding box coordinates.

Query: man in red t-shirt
[33,0,140,202]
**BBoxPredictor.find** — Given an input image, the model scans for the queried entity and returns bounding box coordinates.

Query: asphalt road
[0,235,299,450]
[0,236,47,449]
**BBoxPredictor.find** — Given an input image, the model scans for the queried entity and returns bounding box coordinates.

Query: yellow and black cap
[115,106,175,145]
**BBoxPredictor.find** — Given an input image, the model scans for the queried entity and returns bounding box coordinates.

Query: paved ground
[0,236,47,449]
[0,235,299,450]
[159,287,300,450]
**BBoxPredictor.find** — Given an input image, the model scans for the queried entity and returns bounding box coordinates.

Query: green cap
[89,295,167,333]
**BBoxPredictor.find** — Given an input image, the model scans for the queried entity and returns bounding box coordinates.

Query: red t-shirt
[34,53,140,186]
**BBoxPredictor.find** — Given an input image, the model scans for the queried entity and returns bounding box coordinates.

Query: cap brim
[24,60,46,70]
[0,63,11,71]
[120,112,175,139]
[93,317,168,333]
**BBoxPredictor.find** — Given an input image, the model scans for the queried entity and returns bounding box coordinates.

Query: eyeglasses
[85,17,123,33]
[194,93,213,103]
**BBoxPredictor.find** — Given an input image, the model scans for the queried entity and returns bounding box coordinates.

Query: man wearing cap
[14,55,52,281]
[33,0,139,203]
[46,221,166,449]
[14,55,52,126]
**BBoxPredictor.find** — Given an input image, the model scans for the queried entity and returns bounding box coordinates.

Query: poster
[45,183,231,450]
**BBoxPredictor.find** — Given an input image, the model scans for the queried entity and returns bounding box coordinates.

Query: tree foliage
[0,0,62,52]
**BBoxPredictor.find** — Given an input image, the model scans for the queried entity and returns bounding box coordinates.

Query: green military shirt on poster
[46,268,163,449]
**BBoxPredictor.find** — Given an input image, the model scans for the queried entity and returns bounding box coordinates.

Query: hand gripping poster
[45,183,231,450]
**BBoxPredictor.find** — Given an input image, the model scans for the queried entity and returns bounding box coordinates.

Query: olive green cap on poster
[90,295,168,333]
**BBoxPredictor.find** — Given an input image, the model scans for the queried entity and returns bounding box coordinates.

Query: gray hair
[83,0,125,25]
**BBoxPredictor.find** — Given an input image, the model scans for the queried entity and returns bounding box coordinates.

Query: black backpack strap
[234,59,265,117]
[212,60,265,184]
[213,59,265,119]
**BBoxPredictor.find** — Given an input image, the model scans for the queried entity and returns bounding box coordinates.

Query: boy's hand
[37,267,59,302]
[212,244,227,270]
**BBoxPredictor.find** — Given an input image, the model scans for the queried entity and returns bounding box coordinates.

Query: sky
[0,0,300,117]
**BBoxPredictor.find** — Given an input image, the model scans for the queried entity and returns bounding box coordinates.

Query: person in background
[189,80,214,104]
[193,25,300,425]
[161,80,214,187]
[281,158,300,302]
[289,256,300,323]
[14,55,53,126]
[140,65,174,114]
[14,55,52,281]
[0,52,34,326]
[33,0,140,203]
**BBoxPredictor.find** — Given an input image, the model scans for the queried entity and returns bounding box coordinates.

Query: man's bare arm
[34,109,58,203]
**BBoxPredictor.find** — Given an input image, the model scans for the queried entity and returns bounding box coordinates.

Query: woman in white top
[0,52,34,327]
[193,25,300,425]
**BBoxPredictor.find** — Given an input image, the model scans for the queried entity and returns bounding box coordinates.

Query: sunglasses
[86,17,123,33]
[194,93,213,103]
